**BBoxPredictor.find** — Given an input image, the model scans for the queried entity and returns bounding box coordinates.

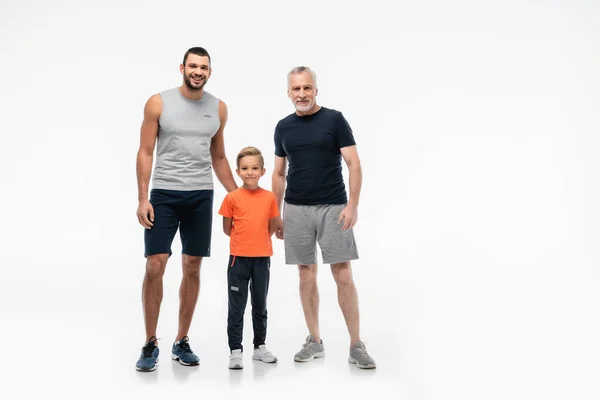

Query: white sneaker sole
[294,351,325,362]
[171,354,199,366]
[348,357,376,369]
[229,362,243,369]
[252,355,278,363]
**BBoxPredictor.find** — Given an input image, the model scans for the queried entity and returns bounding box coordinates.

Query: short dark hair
[183,47,211,66]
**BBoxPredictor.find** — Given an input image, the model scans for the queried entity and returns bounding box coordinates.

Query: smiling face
[236,155,266,189]
[180,54,211,91]
[288,70,319,115]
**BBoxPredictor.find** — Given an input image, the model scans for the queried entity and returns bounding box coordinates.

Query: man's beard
[184,74,206,91]
[295,101,312,112]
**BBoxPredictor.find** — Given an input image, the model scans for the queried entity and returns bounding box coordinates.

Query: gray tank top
[152,88,221,190]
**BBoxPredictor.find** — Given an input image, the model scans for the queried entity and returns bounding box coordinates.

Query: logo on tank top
[203,114,212,118]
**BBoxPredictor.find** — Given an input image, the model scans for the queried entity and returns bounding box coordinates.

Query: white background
[1,0,599,399]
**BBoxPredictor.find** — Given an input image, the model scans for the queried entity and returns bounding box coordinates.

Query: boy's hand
[275,216,284,240]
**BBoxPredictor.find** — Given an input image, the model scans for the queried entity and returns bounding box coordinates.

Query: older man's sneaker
[252,345,278,363]
[294,335,325,362]
[229,349,243,369]
[136,336,159,372]
[348,340,376,369]
[171,336,199,366]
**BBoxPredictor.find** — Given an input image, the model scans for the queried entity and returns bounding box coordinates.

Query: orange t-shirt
[218,187,279,257]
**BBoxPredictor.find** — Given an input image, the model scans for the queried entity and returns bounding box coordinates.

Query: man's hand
[137,200,154,229]
[338,204,358,230]
[275,216,284,240]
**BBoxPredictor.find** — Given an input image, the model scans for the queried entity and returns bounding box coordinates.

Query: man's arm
[223,217,233,237]
[271,155,287,239]
[210,100,238,193]
[272,156,287,211]
[341,145,362,207]
[135,94,162,228]
[339,145,362,230]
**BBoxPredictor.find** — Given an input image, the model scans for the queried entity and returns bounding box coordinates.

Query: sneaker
[252,345,278,363]
[229,349,243,369]
[294,335,325,362]
[348,340,376,369]
[136,336,159,372]
[171,336,199,366]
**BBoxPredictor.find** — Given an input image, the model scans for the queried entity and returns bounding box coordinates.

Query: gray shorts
[283,202,359,265]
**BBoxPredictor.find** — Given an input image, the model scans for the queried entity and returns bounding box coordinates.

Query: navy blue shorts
[144,189,214,257]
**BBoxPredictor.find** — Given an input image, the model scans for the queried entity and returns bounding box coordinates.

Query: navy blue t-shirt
[274,107,356,205]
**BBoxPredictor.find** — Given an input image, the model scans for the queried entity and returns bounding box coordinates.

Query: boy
[218,146,280,369]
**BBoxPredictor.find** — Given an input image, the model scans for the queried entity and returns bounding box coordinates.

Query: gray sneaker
[294,335,325,362]
[349,340,376,369]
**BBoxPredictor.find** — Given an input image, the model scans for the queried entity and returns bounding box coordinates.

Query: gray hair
[287,66,317,88]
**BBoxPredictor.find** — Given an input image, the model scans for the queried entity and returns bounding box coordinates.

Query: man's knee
[298,264,318,285]
[182,255,202,277]
[331,261,353,286]
[146,254,168,279]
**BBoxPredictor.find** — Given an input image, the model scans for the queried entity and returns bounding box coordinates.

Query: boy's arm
[223,217,233,236]
[268,217,278,237]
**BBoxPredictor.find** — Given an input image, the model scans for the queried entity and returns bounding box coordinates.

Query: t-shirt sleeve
[218,194,234,218]
[269,194,279,218]
[335,112,357,149]
[274,122,287,157]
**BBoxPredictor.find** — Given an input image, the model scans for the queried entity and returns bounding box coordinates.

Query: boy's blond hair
[236,146,265,169]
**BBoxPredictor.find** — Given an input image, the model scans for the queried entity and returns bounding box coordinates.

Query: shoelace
[301,337,319,351]
[178,337,193,354]
[142,337,158,358]
[353,341,367,354]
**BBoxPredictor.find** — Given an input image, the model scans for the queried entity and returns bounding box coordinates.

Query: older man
[272,66,376,369]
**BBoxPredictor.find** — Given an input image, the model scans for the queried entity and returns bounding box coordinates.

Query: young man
[135,47,237,372]
[219,146,279,369]
[272,66,376,369]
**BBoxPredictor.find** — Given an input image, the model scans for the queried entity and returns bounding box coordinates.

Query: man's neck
[296,104,321,116]
[179,85,205,101]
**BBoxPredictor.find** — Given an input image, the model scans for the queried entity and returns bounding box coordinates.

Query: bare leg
[176,254,202,341]
[331,261,361,347]
[298,264,321,341]
[142,254,169,342]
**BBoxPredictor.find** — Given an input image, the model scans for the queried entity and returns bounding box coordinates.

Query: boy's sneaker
[348,340,376,369]
[294,335,325,362]
[252,344,278,363]
[229,349,243,369]
[136,336,159,372]
[171,336,199,366]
